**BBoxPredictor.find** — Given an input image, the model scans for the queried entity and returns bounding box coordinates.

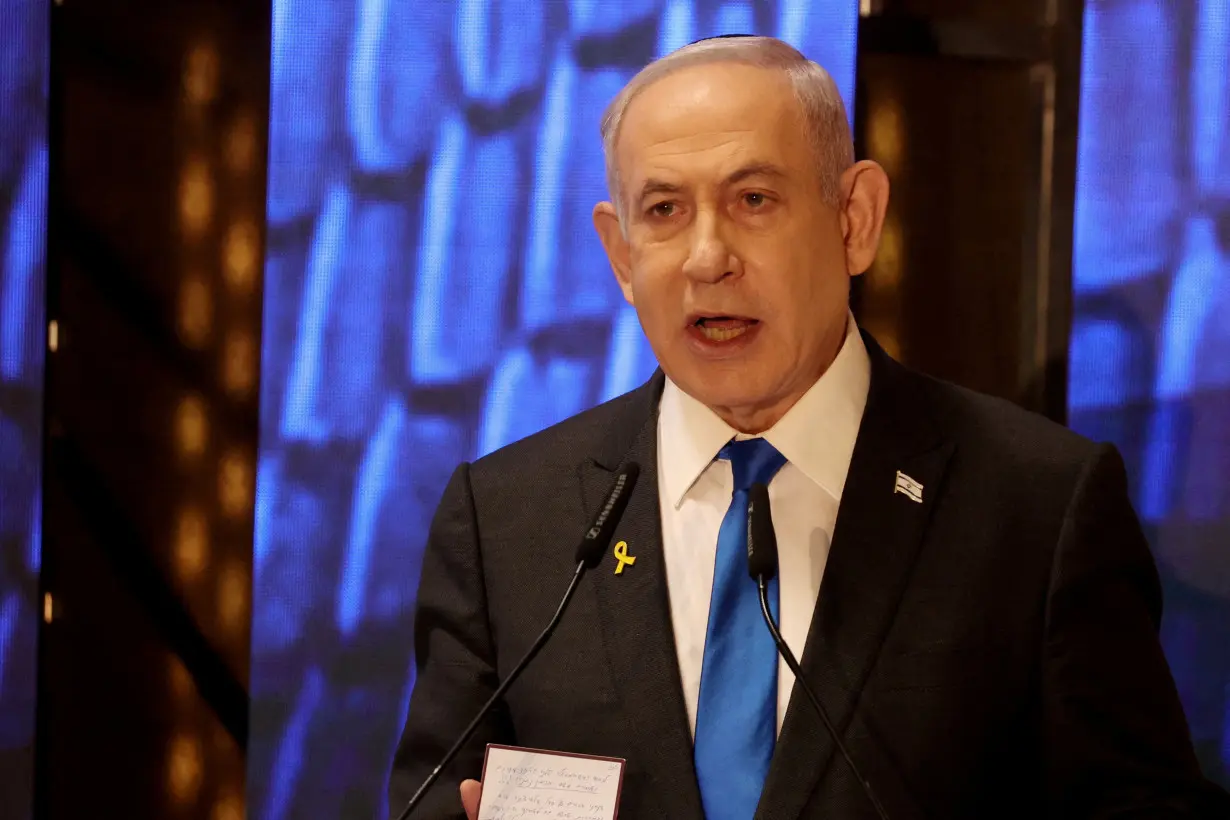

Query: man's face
[594,62,881,432]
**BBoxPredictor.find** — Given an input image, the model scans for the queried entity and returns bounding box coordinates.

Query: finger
[460,779,482,820]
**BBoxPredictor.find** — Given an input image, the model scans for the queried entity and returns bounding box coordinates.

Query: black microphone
[747,482,891,820]
[395,463,641,820]
[577,463,639,567]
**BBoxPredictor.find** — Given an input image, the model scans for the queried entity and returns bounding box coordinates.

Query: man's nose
[681,210,742,284]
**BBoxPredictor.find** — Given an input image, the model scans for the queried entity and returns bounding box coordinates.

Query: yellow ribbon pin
[613,540,636,575]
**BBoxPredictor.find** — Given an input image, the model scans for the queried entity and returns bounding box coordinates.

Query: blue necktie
[694,438,788,820]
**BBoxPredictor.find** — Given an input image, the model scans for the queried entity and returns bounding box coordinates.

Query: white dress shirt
[656,314,871,738]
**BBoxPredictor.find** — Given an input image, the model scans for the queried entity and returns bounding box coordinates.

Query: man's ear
[838,160,891,277]
[593,201,634,304]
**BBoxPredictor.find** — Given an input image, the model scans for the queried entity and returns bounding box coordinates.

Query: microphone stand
[395,561,588,820]
[756,578,891,820]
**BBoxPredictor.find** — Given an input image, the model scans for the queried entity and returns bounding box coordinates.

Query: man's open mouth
[691,316,760,342]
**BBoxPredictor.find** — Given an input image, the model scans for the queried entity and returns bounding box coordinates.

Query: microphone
[395,463,640,820]
[577,463,640,567]
[747,482,891,820]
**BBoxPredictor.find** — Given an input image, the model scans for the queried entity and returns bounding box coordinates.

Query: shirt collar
[658,313,871,509]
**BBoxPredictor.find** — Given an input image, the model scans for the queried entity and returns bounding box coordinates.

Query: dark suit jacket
[389,334,1229,819]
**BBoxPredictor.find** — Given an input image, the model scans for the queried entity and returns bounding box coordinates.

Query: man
[389,36,1229,818]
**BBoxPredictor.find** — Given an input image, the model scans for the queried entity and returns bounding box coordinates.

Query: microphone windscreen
[746,482,778,581]
[575,463,640,568]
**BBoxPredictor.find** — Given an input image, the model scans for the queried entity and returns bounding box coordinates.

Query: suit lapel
[579,373,705,820]
[757,336,954,820]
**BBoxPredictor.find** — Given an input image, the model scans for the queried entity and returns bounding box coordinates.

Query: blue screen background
[253,0,1230,816]
[1070,0,1230,786]
[252,2,857,817]
[0,0,47,812]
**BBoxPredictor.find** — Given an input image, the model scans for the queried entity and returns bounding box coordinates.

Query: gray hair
[599,36,855,223]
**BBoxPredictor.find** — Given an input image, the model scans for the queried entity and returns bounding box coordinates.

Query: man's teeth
[698,324,750,342]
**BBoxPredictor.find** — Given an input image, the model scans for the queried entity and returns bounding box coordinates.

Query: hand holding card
[472,745,625,819]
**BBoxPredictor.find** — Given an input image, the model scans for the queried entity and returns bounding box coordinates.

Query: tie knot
[719,438,787,492]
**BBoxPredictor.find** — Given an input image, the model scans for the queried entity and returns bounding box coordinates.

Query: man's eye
[648,202,676,218]
[743,192,768,208]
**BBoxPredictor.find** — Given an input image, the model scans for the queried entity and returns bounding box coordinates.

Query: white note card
[477,744,625,820]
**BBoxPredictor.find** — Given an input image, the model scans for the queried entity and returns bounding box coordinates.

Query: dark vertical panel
[854,54,1034,400]
[38,0,269,817]
[853,0,1083,418]
[874,0,1051,26]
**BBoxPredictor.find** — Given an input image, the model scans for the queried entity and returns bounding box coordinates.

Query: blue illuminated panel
[0,0,48,816]
[1070,0,1230,787]
[252,2,858,817]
